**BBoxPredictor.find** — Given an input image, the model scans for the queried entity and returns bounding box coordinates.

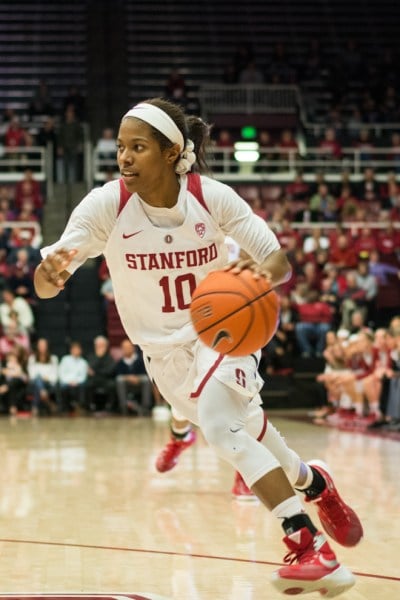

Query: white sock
[271,495,305,520]
[295,463,314,490]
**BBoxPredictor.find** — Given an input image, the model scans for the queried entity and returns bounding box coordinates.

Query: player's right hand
[39,248,78,288]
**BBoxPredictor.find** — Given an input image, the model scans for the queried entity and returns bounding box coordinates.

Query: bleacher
[0,1,88,116]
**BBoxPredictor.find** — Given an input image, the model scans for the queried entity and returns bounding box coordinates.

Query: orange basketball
[190,268,280,356]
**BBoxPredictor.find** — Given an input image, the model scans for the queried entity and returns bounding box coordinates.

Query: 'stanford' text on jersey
[41,174,280,349]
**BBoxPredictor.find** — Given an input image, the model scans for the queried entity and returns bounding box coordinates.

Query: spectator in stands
[4,116,26,150]
[371,330,400,431]
[353,226,377,257]
[62,85,87,122]
[382,171,399,208]
[309,183,337,222]
[355,259,378,323]
[262,294,297,375]
[303,38,324,81]
[115,338,152,415]
[10,199,41,250]
[36,116,58,179]
[0,349,29,416]
[28,80,55,119]
[285,244,307,285]
[294,289,333,357]
[0,209,11,258]
[333,330,380,421]
[0,186,16,220]
[353,128,375,163]
[95,127,117,172]
[302,227,330,255]
[100,275,115,312]
[0,106,17,133]
[213,128,235,173]
[58,341,88,414]
[232,42,254,80]
[299,260,322,293]
[346,108,364,141]
[387,131,400,174]
[318,127,342,160]
[238,60,264,84]
[57,105,84,184]
[268,42,296,84]
[388,193,400,222]
[368,249,400,292]
[0,288,34,336]
[256,130,275,172]
[361,328,394,426]
[275,129,298,168]
[0,320,30,362]
[319,266,342,329]
[275,217,302,249]
[14,169,43,218]
[357,167,379,202]
[7,248,35,302]
[381,85,399,123]
[222,59,238,84]
[27,337,59,416]
[285,171,310,201]
[377,222,400,259]
[336,185,359,221]
[249,194,267,221]
[164,69,188,108]
[339,268,374,331]
[86,335,116,413]
[328,232,358,269]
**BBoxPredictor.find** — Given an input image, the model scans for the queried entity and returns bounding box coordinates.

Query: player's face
[117,117,179,196]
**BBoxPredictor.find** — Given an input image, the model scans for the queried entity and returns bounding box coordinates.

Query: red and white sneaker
[305,460,363,547]
[231,471,258,502]
[271,527,355,597]
[155,429,197,473]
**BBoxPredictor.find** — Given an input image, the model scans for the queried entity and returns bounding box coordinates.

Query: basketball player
[34,98,361,597]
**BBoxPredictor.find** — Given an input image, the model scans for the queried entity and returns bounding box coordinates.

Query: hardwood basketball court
[0,412,398,599]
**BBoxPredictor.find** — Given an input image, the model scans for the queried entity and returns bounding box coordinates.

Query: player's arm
[34,248,77,298]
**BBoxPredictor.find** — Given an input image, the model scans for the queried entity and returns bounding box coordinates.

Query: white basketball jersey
[104,174,227,347]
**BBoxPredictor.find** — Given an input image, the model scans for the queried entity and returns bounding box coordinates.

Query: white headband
[123,102,196,174]
[123,102,184,150]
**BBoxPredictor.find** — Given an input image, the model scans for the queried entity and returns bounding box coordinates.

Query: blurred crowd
[0,333,166,419]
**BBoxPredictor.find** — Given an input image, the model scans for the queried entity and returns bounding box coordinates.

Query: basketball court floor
[0,411,398,599]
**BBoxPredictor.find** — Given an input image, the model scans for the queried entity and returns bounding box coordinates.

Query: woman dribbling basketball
[34,97,360,596]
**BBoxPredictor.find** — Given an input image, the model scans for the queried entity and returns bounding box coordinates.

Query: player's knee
[200,417,247,458]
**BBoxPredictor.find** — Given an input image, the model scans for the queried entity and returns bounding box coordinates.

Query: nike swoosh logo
[229,427,241,433]
[123,230,143,239]
[211,329,232,349]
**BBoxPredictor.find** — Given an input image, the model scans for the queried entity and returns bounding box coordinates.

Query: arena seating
[0,1,88,116]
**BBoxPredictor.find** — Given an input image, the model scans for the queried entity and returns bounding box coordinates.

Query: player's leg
[155,407,197,472]
[197,377,356,596]
[262,417,363,547]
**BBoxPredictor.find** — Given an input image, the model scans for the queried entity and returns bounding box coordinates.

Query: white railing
[0,146,47,181]
[209,146,400,182]
[91,145,400,183]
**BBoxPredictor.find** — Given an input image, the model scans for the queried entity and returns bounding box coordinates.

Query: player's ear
[165,143,181,165]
